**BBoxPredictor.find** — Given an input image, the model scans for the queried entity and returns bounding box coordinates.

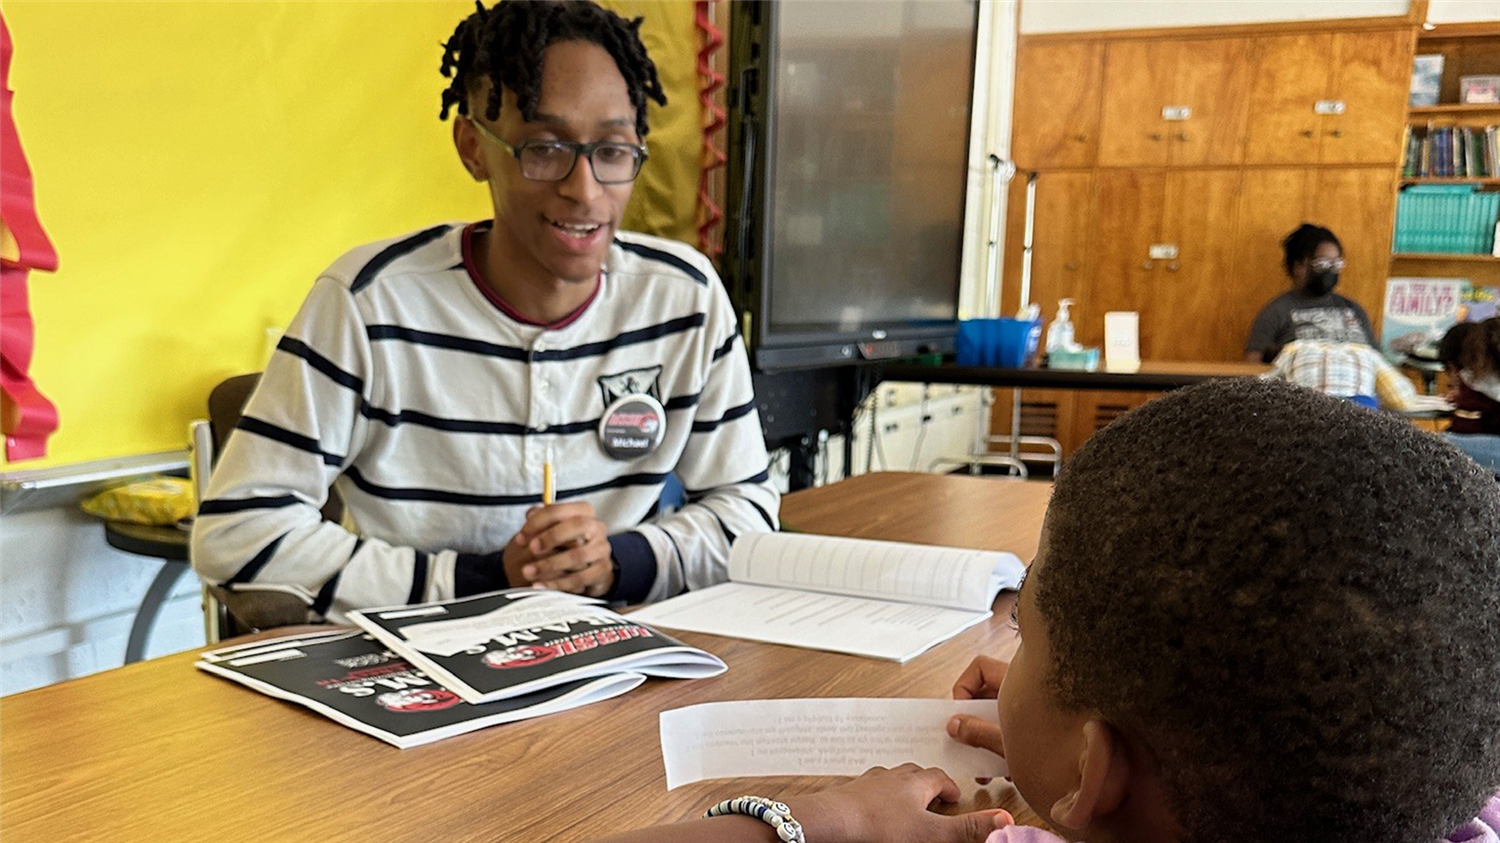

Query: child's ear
[1049,719,1130,831]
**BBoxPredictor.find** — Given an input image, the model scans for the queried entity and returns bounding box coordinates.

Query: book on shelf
[348,588,726,705]
[196,628,648,748]
[1403,124,1500,179]
[629,532,1027,663]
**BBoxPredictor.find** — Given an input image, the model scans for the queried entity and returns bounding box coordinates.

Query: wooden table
[882,359,1270,392]
[0,472,1050,843]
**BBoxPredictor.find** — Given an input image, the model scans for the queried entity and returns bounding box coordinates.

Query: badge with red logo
[599,393,666,460]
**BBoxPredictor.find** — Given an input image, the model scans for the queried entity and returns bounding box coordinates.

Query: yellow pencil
[542,460,555,506]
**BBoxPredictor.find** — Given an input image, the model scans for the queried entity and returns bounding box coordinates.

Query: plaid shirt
[1267,340,1446,413]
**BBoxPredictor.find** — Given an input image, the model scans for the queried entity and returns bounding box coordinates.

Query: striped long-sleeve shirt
[191,222,778,622]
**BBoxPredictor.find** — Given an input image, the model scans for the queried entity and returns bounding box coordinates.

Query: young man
[193,0,777,625]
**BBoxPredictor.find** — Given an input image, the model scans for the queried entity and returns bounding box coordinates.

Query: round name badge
[598,393,666,460]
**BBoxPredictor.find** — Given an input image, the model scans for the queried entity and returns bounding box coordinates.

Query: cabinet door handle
[1328,129,1344,138]
[1149,132,1164,142]
[1167,261,1180,272]
[1065,261,1081,271]
[1141,261,1155,270]
[1300,129,1314,138]
[1177,131,1190,141]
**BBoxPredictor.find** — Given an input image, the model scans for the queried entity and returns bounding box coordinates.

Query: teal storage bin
[1393,185,1499,255]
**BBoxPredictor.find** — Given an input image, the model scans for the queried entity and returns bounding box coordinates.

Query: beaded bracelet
[704,795,806,843]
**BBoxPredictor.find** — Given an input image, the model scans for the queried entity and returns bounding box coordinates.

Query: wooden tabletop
[881,359,1269,392]
[0,472,1050,843]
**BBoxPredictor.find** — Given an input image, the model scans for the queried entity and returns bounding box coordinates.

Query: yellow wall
[2,0,702,470]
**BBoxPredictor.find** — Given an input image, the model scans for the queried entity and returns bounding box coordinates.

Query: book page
[729,533,1022,612]
[628,582,992,662]
[659,698,1009,790]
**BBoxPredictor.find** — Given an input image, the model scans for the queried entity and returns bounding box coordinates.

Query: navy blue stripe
[711,333,737,361]
[746,498,776,531]
[614,239,708,285]
[237,417,344,466]
[534,314,705,361]
[311,570,344,617]
[408,551,430,605]
[358,391,700,436]
[691,399,756,433]
[276,337,364,393]
[665,392,702,411]
[366,325,529,359]
[344,466,668,507]
[225,533,289,587]
[702,504,738,545]
[350,224,452,293]
[365,313,705,363]
[199,495,300,515]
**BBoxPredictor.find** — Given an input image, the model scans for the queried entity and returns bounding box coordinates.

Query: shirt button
[535,339,547,352]
[537,380,550,393]
[535,423,549,433]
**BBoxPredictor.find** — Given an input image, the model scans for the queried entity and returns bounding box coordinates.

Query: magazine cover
[349,589,727,704]
[1381,277,1469,359]
[196,629,646,748]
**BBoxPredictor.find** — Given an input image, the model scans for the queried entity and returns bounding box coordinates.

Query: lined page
[728,533,1020,612]
[628,583,992,663]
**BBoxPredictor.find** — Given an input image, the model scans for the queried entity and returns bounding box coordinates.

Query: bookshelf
[1393,24,1500,282]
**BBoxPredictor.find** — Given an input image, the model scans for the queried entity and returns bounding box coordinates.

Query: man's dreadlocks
[439,0,667,138]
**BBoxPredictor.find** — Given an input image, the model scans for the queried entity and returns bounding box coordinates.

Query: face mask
[1305,269,1339,296]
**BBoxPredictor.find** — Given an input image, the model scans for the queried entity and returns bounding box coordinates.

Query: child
[597,378,1500,843]
[1440,319,1500,435]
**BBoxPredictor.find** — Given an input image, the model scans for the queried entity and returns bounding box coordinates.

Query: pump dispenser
[1045,298,1076,354]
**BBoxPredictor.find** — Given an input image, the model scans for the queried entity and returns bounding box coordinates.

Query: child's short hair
[1040,378,1500,843]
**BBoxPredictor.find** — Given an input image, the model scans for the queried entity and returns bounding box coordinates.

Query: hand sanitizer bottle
[1045,298,1075,354]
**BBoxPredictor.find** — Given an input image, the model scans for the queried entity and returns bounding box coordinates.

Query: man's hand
[788,764,1012,843]
[949,656,1008,779]
[502,502,615,597]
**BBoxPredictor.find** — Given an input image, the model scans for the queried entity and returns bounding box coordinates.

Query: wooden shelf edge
[1409,104,1500,116]
[1391,252,1500,262]
[1401,178,1500,185]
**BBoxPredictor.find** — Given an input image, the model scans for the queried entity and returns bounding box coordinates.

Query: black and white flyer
[196,628,645,748]
[347,589,727,705]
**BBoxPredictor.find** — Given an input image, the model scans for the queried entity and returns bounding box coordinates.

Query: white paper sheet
[729,533,1021,613]
[659,698,1009,790]
[628,582,993,662]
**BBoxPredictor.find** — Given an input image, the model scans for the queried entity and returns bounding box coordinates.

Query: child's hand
[950,656,1008,777]
[789,764,1012,843]
[505,502,615,596]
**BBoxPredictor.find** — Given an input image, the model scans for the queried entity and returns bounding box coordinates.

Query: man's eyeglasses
[1310,257,1346,272]
[468,117,648,185]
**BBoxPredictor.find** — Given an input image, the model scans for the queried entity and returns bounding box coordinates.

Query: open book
[629,533,1026,662]
[348,589,726,705]
[196,629,644,748]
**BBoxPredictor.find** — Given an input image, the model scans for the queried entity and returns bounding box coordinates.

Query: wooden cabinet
[1089,170,1244,360]
[1309,167,1399,333]
[1007,172,1096,332]
[1011,42,1104,170]
[1245,30,1413,165]
[1244,34,1331,164]
[1325,30,1415,165]
[1098,38,1252,168]
[1097,40,1177,167]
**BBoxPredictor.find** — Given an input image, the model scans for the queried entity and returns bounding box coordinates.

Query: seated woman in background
[1244,223,1376,363]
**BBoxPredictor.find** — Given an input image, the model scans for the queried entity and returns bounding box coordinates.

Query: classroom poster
[1460,286,1500,323]
[1381,277,1468,359]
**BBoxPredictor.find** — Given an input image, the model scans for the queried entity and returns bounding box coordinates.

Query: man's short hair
[1039,378,1500,843]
